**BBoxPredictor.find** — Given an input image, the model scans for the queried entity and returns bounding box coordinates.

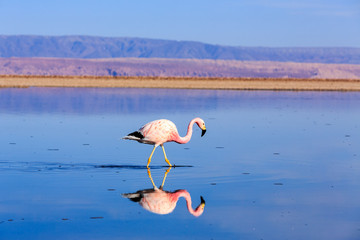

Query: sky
[0,0,359,47]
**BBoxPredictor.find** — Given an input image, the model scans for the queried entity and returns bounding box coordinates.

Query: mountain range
[1,35,360,64]
[1,35,360,79]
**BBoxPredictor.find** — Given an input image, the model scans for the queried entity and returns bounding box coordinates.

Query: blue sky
[0,0,359,47]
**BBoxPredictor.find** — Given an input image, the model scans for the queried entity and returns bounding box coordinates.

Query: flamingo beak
[200,196,206,206]
[199,196,206,210]
[201,128,206,137]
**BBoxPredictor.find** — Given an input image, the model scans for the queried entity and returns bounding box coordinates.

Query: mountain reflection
[2,88,356,115]
[122,167,205,217]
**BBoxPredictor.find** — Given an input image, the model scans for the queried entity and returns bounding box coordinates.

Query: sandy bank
[1,75,360,91]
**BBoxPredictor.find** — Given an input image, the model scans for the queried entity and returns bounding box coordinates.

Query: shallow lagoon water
[0,87,360,240]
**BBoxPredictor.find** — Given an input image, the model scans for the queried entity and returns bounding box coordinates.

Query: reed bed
[1,75,360,91]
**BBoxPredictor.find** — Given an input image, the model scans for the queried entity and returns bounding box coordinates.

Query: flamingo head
[193,196,206,217]
[195,118,207,137]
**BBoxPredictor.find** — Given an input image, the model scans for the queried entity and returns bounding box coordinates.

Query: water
[0,87,359,240]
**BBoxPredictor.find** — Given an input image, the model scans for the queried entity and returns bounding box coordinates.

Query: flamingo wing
[139,119,179,145]
[140,190,177,215]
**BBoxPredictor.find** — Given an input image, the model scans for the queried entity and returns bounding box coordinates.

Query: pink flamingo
[122,168,205,217]
[123,118,206,167]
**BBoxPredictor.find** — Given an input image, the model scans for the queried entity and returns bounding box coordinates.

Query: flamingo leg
[147,168,157,189]
[147,145,157,168]
[160,166,172,189]
[161,144,172,166]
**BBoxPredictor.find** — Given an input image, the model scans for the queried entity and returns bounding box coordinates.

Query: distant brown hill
[1,57,360,79]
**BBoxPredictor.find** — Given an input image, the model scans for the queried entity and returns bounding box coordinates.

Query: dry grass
[1,75,360,91]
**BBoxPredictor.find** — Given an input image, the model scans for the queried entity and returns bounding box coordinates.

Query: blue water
[0,87,359,240]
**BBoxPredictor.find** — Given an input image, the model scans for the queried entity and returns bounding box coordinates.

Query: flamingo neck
[176,190,203,217]
[176,119,196,144]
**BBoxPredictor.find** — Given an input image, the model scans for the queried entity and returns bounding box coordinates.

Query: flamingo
[123,118,206,167]
[122,167,205,217]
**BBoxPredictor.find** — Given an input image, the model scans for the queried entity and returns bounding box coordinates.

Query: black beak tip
[201,129,206,137]
[200,196,205,204]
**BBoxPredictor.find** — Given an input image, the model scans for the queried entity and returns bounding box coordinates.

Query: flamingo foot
[164,158,172,167]
[161,145,172,167]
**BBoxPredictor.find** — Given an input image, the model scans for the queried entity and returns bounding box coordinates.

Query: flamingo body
[123,188,177,215]
[123,118,206,167]
[123,189,205,216]
[128,119,179,145]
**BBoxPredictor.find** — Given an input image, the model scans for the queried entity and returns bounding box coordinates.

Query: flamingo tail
[122,193,142,202]
[123,131,144,140]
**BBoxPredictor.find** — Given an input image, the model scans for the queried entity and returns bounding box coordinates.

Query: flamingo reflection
[122,167,205,217]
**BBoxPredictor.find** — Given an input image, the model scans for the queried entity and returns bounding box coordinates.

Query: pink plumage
[123,189,205,216]
[123,118,207,167]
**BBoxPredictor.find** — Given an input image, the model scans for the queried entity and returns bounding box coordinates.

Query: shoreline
[1,75,360,91]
